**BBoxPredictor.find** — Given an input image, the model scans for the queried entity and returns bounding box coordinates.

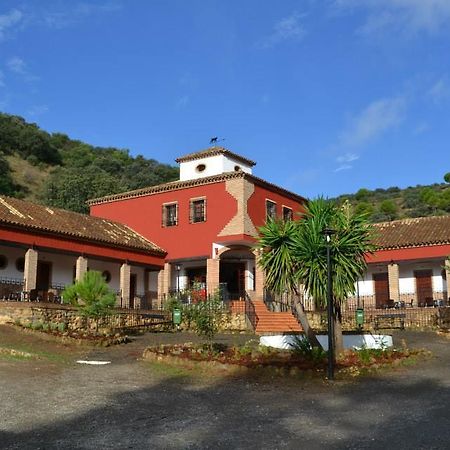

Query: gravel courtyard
[0,325,449,449]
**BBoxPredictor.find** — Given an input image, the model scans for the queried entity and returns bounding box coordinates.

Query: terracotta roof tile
[87,171,307,205]
[0,196,165,255]
[175,146,256,166]
[373,215,450,250]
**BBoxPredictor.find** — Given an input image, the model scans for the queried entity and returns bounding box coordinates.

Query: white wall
[0,245,27,281]
[179,154,252,181]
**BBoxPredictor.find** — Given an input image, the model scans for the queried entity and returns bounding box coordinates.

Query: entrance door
[36,261,51,301]
[129,274,137,308]
[373,273,389,308]
[220,262,246,300]
[415,270,433,306]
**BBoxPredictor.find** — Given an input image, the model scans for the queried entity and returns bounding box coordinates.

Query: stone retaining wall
[0,302,169,333]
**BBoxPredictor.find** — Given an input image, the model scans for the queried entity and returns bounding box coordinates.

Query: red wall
[0,228,163,267]
[247,184,305,227]
[366,244,450,264]
[91,182,238,260]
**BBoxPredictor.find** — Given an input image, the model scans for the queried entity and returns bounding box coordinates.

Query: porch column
[120,262,131,307]
[388,262,400,301]
[75,256,88,281]
[445,258,450,302]
[206,258,220,296]
[24,248,38,291]
[254,251,265,300]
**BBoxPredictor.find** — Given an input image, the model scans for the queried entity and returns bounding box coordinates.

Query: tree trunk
[333,302,344,355]
[291,296,321,348]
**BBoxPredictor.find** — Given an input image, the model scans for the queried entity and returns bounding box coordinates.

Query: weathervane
[209,137,225,146]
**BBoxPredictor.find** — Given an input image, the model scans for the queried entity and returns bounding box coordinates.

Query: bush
[290,334,328,362]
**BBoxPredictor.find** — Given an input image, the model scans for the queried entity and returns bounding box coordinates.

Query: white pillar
[120,263,131,307]
[75,256,88,282]
[24,248,38,291]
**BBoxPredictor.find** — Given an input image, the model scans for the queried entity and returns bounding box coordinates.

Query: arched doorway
[219,247,255,300]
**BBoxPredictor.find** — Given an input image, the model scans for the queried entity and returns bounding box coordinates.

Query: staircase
[251,299,302,334]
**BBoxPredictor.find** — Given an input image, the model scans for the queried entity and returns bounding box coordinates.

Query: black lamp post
[323,228,335,380]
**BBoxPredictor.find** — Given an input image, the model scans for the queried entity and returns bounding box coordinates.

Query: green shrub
[31,321,43,330]
[42,323,49,332]
[290,334,328,362]
[57,322,66,333]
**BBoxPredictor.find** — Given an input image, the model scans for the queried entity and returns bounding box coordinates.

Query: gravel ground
[0,326,449,449]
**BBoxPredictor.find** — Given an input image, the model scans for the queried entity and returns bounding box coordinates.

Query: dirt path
[1,326,449,449]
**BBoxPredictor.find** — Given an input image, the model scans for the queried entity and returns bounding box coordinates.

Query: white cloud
[428,77,450,104]
[334,164,352,172]
[258,12,306,48]
[330,96,406,172]
[339,96,406,148]
[413,122,430,135]
[42,2,122,29]
[6,57,38,82]
[7,56,26,74]
[336,153,359,163]
[175,95,189,109]
[0,9,23,41]
[334,0,450,36]
[27,104,49,116]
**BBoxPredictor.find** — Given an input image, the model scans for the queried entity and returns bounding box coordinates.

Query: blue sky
[1,1,449,198]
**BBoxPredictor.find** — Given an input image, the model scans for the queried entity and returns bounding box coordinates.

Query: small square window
[283,206,293,221]
[162,203,178,227]
[266,200,277,220]
[190,198,206,223]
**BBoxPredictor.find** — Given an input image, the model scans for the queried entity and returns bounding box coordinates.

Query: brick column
[120,263,131,307]
[162,263,171,295]
[254,251,266,300]
[206,258,220,296]
[24,248,38,291]
[388,262,400,301]
[445,258,450,302]
[75,256,88,281]
[157,269,165,308]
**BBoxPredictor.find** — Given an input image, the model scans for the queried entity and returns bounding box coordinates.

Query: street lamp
[323,228,335,380]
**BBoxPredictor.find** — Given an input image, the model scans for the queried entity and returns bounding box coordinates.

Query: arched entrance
[219,247,255,300]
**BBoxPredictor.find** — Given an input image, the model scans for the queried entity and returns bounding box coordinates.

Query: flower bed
[142,342,424,378]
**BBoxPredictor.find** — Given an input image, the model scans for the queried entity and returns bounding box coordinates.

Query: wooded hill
[0,112,448,221]
[332,176,450,223]
[0,112,179,213]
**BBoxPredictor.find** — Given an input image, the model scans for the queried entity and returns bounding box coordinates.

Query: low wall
[0,302,169,333]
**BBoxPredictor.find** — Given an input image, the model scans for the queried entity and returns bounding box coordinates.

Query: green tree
[444,173,450,184]
[355,188,370,201]
[295,199,375,353]
[0,154,17,196]
[378,199,398,220]
[257,218,321,347]
[257,198,375,354]
[63,271,116,330]
[354,201,374,217]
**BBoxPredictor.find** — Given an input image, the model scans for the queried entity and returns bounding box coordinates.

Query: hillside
[0,112,179,213]
[333,178,450,223]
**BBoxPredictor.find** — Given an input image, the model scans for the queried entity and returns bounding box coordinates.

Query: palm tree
[257,218,321,348]
[295,198,375,353]
[257,198,375,354]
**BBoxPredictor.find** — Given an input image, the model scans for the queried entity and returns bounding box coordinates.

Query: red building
[0,195,164,307]
[89,146,306,302]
